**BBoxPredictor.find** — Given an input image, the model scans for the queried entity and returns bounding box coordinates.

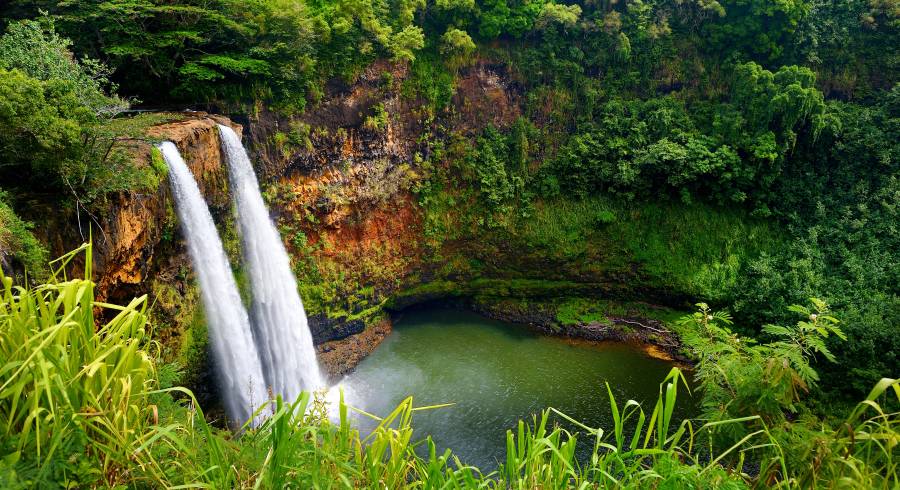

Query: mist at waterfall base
[332,307,696,470]
[159,142,268,426]
[218,124,324,402]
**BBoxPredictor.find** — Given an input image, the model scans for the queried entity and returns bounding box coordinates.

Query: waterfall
[159,142,268,427]
[218,125,324,401]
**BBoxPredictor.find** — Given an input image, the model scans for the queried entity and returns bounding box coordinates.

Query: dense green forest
[0,0,898,488]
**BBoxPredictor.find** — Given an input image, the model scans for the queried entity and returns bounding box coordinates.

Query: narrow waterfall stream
[159,142,268,426]
[218,125,324,401]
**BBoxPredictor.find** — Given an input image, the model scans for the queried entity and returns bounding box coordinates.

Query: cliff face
[237,61,527,325]
[92,115,239,304]
[220,58,669,376]
[65,60,671,380]
[28,114,242,389]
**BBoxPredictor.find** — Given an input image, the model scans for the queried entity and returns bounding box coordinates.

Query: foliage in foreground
[0,247,897,488]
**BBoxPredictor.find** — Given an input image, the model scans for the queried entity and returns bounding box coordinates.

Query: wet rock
[317,319,392,379]
[308,313,366,345]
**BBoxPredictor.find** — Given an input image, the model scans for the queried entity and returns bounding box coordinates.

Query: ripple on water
[330,307,696,469]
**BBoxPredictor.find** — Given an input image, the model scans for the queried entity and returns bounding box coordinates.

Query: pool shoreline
[316,299,692,382]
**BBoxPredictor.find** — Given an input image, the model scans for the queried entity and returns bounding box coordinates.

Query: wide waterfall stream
[338,307,695,469]
[219,125,324,400]
[162,129,325,428]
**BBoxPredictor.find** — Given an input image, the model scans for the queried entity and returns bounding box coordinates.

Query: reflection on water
[335,307,695,469]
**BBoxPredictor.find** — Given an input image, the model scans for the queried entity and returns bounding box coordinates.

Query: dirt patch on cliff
[451,61,523,134]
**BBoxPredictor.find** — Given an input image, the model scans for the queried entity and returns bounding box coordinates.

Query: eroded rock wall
[28,114,240,382]
[60,60,677,380]
[93,115,239,304]
[237,60,526,326]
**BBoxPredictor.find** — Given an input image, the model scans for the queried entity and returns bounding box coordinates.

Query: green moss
[177,300,209,386]
[148,276,208,387]
[556,298,611,326]
[610,200,785,300]
[517,197,619,260]
[344,300,388,323]
[511,196,785,301]
[388,278,607,309]
[150,146,168,176]
[145,146,170,189]
[108,112,186,144]
[553,297,685,327]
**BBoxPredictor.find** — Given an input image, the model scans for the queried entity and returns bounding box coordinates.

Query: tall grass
[0,245,896,488]
[0,243,163,487]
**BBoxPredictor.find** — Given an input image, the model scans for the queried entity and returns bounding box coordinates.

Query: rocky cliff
[27,114,241,386]
[236,60,532,323]
[93,114,239,304]
[225,59,685,374]
[64,59,688,381]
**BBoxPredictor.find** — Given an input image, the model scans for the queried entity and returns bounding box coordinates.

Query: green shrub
[0,18,127,116]
[0,193,48,278]
[363,103,390,131]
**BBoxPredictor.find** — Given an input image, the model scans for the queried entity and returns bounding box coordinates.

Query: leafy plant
[0,244,161,487]
[681,299,849,453]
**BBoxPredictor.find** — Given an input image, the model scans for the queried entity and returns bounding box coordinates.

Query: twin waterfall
[160,128,323,427]
[159,142,268,425]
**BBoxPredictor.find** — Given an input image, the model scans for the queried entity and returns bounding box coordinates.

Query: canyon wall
[53,60,689,381]
[238,61,537,323]
[95,115,239,304]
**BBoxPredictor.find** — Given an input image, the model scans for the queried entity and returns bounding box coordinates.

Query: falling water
[159,142,268,426]
[218,125,324,401]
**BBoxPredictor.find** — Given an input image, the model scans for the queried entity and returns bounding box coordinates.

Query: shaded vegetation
[0,192,48,278]
[1,251,896,488]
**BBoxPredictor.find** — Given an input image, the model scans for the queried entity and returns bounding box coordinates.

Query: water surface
[338,307,694,469]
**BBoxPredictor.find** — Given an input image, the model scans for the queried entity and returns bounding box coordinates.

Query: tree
[441,27,476,69]
[0,18,126,116]
[703,0,813,60]
[708,62,831,207]
[477,0,546,38]
[535,2,581,31]
[0,69,87,192]
[6,1,326,108]
[388,26,426,62]
[478,0,512,38]
[0,22,153,205]
[435,0,476,13]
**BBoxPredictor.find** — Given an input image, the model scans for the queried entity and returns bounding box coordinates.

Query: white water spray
[159,142,268,426]
[218,125,324,401]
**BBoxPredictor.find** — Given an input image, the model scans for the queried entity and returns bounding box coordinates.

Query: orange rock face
[75,58,525,321]
[244,60,526,314]
[93,114,241,303]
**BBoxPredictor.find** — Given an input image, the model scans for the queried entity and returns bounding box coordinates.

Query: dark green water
[338,307,694,469]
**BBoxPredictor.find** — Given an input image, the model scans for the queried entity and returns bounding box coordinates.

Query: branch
[614,318,671,334]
